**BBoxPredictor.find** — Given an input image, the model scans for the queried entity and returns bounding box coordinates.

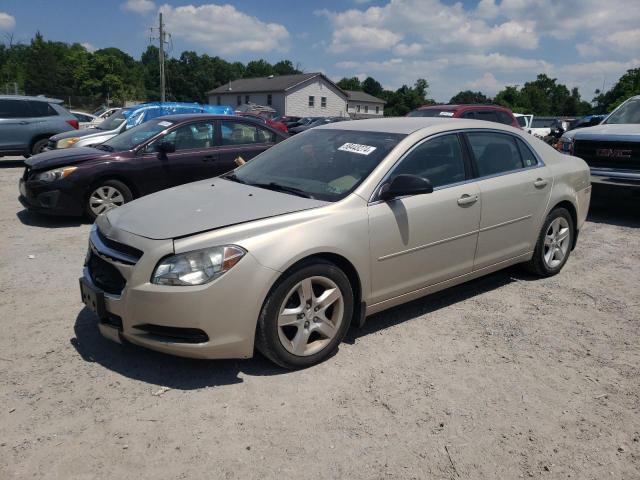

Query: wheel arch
[548,199,579,250]
[86,174,140,199]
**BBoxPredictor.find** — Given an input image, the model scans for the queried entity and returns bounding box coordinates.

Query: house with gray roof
[345,90,386,119]
[207,73,349,118]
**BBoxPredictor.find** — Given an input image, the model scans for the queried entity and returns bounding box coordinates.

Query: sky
[1,0,639,102]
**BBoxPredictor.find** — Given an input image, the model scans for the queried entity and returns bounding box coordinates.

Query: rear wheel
[255,260,353,369]
[85,179,132,221]
[525,207,574,277]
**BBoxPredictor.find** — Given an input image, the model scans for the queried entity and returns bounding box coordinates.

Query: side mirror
[157,141,176,154]
[379,174,433,201]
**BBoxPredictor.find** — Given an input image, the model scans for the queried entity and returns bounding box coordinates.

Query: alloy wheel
[277,276,345,357]
[543,216,571,269]
[89,185,126,216]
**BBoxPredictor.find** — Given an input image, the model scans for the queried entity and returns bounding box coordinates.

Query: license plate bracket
[79,277,106,319]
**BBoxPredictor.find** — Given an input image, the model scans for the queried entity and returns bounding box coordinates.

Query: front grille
[574,140,640,170]
[96,229,143,263]
[88,251,126,295]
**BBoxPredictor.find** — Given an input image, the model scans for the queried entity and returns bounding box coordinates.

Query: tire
[524,207,574,277]
[255,260,354,369]
[30,138,49,156]
[85,179,133,221]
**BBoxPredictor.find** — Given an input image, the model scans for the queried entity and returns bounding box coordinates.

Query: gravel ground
[0,162,639,479]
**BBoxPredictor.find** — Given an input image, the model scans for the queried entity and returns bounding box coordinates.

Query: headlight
[56,137,80,149]
[558,136,574,154]
[151,245,246,286]
[33,166,77,182]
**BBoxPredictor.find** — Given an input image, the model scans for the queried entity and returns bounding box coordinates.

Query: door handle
[457,194,478,206]
[534,178,548,188]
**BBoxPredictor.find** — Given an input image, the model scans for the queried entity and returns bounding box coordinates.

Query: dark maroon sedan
[19,114,287,219]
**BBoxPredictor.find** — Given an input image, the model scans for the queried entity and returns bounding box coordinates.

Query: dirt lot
[0,163,639,479]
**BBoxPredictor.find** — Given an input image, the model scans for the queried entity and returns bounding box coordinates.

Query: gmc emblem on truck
[596,148,632,158]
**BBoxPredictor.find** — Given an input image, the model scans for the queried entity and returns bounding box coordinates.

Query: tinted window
[390,134,466,188]
[229,129,405,202]
[516,116,527,127]
[28,101,58,117]
[97,109,125,130]
[150,122,214,152]
[473,110,499,123]
[603,98,640,124]
[102,119,174,151]
[531,118,555,128]
[496,111,514,125]
[220,121,275,145]
[466,132,524,177]
[0,99,30,118]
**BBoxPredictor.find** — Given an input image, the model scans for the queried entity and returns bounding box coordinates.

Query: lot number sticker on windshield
[439,111,454,117]
[338,143,377,155]
[158,121,173,127]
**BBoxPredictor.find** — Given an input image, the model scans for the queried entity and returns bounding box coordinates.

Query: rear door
[217,119,278,170]
[0,99,33,151]
[463,130,552,270]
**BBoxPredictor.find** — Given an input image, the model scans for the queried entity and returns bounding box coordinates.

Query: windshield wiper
[250,182,315,199]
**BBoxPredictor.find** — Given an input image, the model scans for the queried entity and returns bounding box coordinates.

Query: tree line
[1,33,638,116]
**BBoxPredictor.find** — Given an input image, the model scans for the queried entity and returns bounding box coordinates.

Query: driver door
[367,133,481,304]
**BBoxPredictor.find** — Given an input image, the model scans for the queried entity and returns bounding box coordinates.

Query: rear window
[0,99,30,118]
[516,116,527,127]
[531,118,555,128]
[407,109,456,118]
[28,101,58,117]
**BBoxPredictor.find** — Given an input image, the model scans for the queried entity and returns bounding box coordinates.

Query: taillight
[66,119,79,129]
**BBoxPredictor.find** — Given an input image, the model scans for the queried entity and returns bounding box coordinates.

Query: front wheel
[255,260,354,369]
[525,207,574,277]
[85,179,133,221]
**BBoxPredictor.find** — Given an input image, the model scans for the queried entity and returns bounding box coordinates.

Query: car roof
[0,94,63,103]
[317,117,521,135]
[417,104,510,112]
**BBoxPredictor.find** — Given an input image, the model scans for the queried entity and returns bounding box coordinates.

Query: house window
[267,94,272,106]
[216,96,221,106]
[356,105,360,113]
[245,95,250,104]
[365,105,369,114]
[321,97,327,108]
[308,96,315,107]
[237,95,241,106]
[376,106,379,114]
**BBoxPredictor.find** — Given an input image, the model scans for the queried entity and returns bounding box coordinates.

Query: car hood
[25,146,113,170]
[563,123,640,142]
[50,127,110,142]
[105,178,330,240]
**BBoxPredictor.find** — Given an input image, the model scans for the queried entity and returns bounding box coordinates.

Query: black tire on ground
[30,138,49,156]
[524,207,574,277]
[255,259,354,369]
[85,179,133,221]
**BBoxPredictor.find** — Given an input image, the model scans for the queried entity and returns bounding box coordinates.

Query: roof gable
[207,73,345,96]
[345,90,386,105]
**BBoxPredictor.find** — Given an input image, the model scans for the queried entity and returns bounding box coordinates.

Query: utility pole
[159,13,166,102]
[151,13,170,102]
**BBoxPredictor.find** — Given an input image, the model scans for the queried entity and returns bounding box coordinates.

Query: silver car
[80,118,591,369]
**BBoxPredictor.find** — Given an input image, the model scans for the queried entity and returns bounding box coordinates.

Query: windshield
[100,118,174,151]
[228,129,406,202]
[407,109,455,118]
[97,109,125,130]
[604,99,640,124]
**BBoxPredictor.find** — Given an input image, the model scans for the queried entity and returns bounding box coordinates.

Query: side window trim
[461,129,545,181]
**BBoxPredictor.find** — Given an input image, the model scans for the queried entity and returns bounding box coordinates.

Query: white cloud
[121,0,156,14]
[466,73,505,95]
[81,42,96,52]
[159,3,290,55]
[0,12,15,30]
[393,42,422,56]
[329,26,401,53]
[577,29,640,58]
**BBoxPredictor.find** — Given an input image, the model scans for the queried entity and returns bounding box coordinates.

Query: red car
[407,104,520,129]
[237,112,288,133]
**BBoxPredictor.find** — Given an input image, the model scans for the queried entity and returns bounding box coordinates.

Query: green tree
[449,90,491,104]
[593,68,640,113]
[273,60,301,75]
[244,59,274,78]
[336,76,362,91]
[362,76,383,97]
